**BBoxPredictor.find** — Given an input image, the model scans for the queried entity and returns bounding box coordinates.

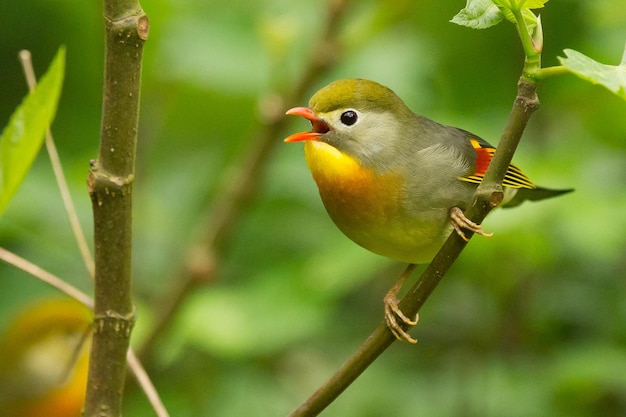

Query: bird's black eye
[340,110,358,126]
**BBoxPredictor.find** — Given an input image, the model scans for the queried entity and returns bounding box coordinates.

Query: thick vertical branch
[84,1,148,416]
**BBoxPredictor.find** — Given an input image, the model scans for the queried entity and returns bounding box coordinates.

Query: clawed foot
[384,264,419,344]
[449,207,493,242]
[384,292,419,344]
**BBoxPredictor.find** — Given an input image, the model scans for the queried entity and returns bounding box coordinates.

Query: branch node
[88,165,135,199]
[516,79,540,113]
[137,14,150,40]
[104,12,148,48]
[93,308,136,337]
[489,189,504,208]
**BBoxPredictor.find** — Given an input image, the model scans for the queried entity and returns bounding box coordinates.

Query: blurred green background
[1,0,625,416]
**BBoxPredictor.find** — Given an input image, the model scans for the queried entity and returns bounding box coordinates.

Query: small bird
[285,78,571,343]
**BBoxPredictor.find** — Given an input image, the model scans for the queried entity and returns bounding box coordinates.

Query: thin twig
[14,48,169,416]
[0,246,170,416]
[535,65,569,80]
[126,350,170,417]
[18,50,95,278]
[0,246,93,308]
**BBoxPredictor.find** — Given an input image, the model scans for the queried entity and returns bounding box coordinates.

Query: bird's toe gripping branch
[449,207,493,242]
[384,295,419,344]
[383,269,419,344]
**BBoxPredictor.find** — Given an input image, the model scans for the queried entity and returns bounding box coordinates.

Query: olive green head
[310,78,410,116]
[285,79,425,172]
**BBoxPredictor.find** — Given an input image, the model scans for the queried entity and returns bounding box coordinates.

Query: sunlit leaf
[525,0,548,7]
[450,0,503,29]
[452,0,544,34]
[0,47,65,216]
[558,46,626,100]
[500,7,540,35]
[495,0,546,37]
[493,0,547,10]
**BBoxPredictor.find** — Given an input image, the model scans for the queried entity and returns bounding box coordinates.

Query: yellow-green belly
[304,141,450,264]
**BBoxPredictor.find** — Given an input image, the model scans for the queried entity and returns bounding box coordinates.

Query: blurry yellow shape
[0,298,92,417]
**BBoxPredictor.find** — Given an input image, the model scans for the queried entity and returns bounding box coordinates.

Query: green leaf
[523,0,548,8]
[450,0,503,29]
[451,0,546,33]
[558,46,626,100]
[493,0,547,10]
[500,7,540,34]
[0,47,65,216]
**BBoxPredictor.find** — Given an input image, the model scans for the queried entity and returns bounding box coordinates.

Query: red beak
[284,107,331,142]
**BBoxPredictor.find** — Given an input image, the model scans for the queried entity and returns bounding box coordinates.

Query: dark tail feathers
[503,187,574,208]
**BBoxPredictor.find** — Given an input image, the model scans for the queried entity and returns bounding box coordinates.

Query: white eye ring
[340,109,359,126]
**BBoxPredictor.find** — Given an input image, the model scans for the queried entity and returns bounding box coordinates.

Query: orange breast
[303,141,452,263]
[304,141,402,231]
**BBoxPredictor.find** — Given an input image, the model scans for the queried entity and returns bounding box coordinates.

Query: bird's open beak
[284,107,331,142]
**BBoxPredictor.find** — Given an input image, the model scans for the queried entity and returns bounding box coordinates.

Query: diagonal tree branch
[289,5,551,414]
[288,74,540,417]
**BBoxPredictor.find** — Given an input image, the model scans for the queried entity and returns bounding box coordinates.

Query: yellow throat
[304,140,402,237]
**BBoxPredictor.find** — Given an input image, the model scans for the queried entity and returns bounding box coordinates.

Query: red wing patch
[459,138,536,189]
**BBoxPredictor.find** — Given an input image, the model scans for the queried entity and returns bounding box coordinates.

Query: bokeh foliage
[1,0,625,416]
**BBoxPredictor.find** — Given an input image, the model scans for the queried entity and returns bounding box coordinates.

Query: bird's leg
[449,207,493,242]
[384,264,419,344]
